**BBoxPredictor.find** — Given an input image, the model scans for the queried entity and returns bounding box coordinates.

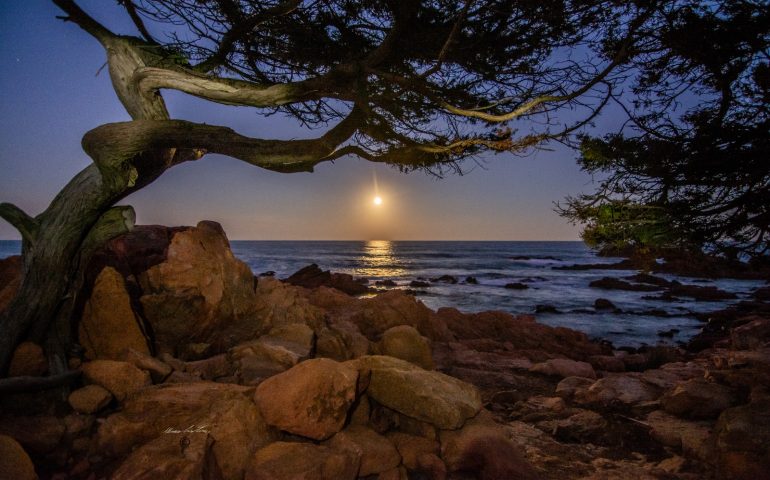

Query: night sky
[0,1,619,241]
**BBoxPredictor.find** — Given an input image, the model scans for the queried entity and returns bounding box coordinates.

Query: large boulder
[111,433,223,480]
[646,410,714,462]
[254,358,359,440]
[0,434,37,480]
[230,323,315,385]
[79,266,151,360]
[714,397,770,479]
[245,441,360,480]
[378,325,434,369]
[574,373,662,406]
[286,263,369,296]
[326,425,401,477]
[97,382,272,480]
[68,385,113,414]
[138,221,261,355]
[731,316,770,350]
[351,355,481,430]
[253,276,326,331]
[81,360,151,401]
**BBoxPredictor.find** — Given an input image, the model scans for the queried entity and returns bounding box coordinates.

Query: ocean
[1,240,763,347]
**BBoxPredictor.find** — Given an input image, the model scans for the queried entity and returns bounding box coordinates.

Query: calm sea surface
[1,240,762,347]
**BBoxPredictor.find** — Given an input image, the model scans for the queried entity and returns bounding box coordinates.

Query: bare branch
[0,202,38,244]
[53,0,116,46]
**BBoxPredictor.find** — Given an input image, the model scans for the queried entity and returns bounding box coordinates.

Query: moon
[373,196,383,206]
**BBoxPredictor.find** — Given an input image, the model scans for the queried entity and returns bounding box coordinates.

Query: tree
[559,0,770,258]
[0,0,657,374]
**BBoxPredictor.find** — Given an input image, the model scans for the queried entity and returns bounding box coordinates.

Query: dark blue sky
[0,0,618,240]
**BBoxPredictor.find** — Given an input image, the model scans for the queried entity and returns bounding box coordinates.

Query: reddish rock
[253,276,326,331]
[646,410,714,461]
[555,376,595,400]
[0,434,37,480]
[529,358,596,379]
[97,382,272,480]
[714,397,770,479]
[8,341,47,377]
[326,425,401,476]
[79,266,150,360]
[351,356,481,430]
[81,360,151,401]
[661,379,737,419]
[0,415,65,454]
[378,325,434,369]
[111,433,223,480]
[589,355,626,372]
[245,441,360,480]
[138,221,261,355]
[574,374,662,406]
[316,320,371,361]
[68,384,113,414]
[254,358,358,440]
[185,354,233,381]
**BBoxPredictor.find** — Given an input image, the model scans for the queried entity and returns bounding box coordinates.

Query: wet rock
[657,328,680,338]
[378,325,434,370]
[410,280,431,288]
[376,279,397,287]
[661,379,737,419]
[286,264,368,295]
[753,286,770,301]
[81,359,151,401]
[8,341,47,377]
[589,277,660,292]
[111,433,222,480]
[529,358,596,379]
[0,415,65,454]
[97,382,272,480]
[504,282,529,290]
[714,397,770,479]
[254,358,358,440]
[534,304,560,314]
[430,275,458,284]
[731,316,770,350]
[121,348,173,383]
[79,266,151,360]
[68,385,113,414]
[465,276,478,284]
[0,434,37,480]
[139,221,260,355]
[351,355,481,430]
[594,298,616,310]
[246,441,360,480]
[326,425,401,476]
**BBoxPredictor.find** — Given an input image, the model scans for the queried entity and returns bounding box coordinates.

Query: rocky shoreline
[0,221,768,479]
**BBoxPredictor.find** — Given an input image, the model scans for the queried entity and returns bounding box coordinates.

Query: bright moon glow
[373,196,383,205]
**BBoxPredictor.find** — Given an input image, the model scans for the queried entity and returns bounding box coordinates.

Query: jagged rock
[376,279,397,287]
[254,358,358,440]
[81,360,151,401]
[351,355,481,430]
[316,320,371,361]
[378,325,434,369]
[121,348,173,383]
[714,397,770,479]
[0,434,37,480]
[245,441,360,480]
[68,385,113,414]
[589,355,625,372]
[529,358,596,379]
[731,316,770,350]
[254,276,326,331]
[285,263,368,295]
[0,415,65,454]
[8,341,47,377]
[660,379,737,419]
[230,323,315,384]
[504,282,529,290]
[646,410,714,462]
[139,221,260,356]
[111,433,222,480]
[386,432,440,470]
[430,275,458,284]
[465,276,479,284]
[185,354,233,381]
[79,266,151,360]
[551,409,608,443]
[97,382,272,480]
[440,415,539,480]
[326,425,401,476]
